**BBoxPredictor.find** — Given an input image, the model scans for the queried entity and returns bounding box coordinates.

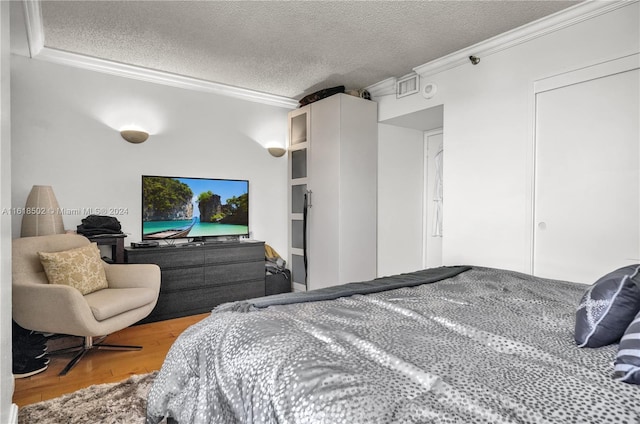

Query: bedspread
[146,266,640,423]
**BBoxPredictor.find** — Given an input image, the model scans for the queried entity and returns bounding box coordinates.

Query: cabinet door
[534,68,639,283]
[288,107,310,290]
[307,95,341,289]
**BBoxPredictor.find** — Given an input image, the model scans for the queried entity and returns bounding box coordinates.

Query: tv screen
[142,175,249,240]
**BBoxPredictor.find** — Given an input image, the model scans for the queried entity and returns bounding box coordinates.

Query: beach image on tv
[142,176,248,239]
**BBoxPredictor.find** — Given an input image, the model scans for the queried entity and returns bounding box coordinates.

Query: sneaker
[13,356,49,378]
[14,343,47,359]
[14,332,48,346]
[27,332,49,344]
[12,322,49,342]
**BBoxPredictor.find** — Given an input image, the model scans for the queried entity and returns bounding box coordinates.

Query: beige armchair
[12,233,160,375]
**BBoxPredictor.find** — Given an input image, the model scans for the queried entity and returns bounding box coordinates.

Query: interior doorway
[379,104,444,271]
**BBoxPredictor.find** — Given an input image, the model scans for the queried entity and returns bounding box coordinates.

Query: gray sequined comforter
[146,266,640,423]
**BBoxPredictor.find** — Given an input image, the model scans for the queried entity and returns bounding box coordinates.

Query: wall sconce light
[268,147,287,157]
[21,185,66,237]
[120,129,149,144]
[469,55,481,65]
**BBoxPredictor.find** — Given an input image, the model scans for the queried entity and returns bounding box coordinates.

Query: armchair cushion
[38,243,108,295]
[84,288,158,321]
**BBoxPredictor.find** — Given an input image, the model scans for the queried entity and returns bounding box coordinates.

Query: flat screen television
[142,175,249,241]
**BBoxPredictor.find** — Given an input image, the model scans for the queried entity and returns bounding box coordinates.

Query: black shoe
[13,356,49,378]
[27,332,49,344]
[14,343,47,359]
[14,333,48,347]
[12,352,49,366]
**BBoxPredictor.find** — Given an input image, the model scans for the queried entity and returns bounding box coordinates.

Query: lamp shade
[20,185,65,237]
[120,129,149,144]
[268,147,286,157]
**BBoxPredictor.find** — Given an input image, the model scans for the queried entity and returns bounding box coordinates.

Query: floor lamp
[20,185,65,237]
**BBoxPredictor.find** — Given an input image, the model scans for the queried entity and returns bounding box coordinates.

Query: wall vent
[396,74,419,98]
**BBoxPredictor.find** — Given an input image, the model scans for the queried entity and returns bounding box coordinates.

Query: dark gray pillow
[574,264,640,348]
[614,310,640,384]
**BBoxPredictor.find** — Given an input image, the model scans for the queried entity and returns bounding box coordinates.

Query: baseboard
[9,403,18,424]
[292,282,307,292]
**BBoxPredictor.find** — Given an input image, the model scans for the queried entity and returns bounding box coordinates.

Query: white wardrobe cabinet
[288,93,377,291]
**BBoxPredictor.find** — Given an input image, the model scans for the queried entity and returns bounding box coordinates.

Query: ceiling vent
[396,74,419,98]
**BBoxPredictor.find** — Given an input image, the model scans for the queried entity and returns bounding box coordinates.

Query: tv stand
[126,240,265,323]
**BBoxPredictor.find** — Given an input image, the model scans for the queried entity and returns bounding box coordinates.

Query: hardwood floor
[12,313,208,408]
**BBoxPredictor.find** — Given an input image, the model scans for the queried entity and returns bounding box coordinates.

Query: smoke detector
[422,82,438,99]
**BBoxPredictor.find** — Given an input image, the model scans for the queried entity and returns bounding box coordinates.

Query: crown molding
[23,0,631,108]
[36,47,299,109]
[368,1,631,98]
[366,77,397,99]
[412,1,634,79]
[21,0,298,109]
[22,0,44,57]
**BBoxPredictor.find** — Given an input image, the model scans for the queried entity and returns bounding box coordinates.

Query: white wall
[0,2,16,422]
[10,56,290,256]
[377,123,424,276]
[376,2,639,275]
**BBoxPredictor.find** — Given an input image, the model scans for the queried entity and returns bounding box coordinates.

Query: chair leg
[58,348,89,376]
[96,344,143,351]
[49,335,143,376]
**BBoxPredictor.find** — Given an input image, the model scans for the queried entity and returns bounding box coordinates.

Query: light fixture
[469,55,481,65]
[21,185,66,237]
[268,147,287,157]
[120,129,149,144]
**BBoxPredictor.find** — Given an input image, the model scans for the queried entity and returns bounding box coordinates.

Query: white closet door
[534,68,639,284]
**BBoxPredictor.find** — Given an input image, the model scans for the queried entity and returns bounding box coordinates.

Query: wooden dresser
[126,240,265,323]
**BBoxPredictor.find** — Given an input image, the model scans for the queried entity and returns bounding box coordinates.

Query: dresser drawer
[160,267,205,293]
[204,244,263,264]
[145,279,266,321]
[127,247,204,268]
[204,261,265,285]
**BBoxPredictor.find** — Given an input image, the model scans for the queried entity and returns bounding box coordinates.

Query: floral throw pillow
[38,243,108,295]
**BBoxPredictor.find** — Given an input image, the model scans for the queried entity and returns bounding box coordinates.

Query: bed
[146,266,640,423]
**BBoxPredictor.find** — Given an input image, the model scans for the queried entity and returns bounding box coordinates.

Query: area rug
[18,371,159,424]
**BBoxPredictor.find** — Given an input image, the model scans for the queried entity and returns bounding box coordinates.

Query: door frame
[423,128,444,269]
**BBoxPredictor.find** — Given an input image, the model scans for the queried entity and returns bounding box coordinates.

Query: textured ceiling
[36,1,581,100]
